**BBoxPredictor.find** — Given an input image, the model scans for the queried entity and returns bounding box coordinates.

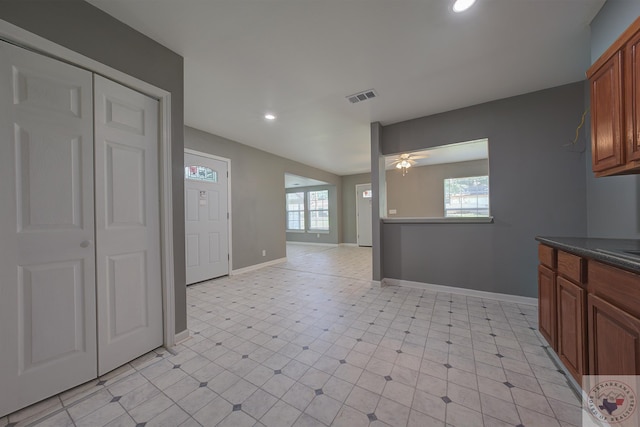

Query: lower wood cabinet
[537,243,640,383]
[588,294,640,375]
[538,264,557,349]
[556,277,586,381]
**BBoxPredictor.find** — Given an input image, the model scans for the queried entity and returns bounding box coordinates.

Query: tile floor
[2,244,584,427]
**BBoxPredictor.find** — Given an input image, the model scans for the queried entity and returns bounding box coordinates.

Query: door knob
[80,240,92,248]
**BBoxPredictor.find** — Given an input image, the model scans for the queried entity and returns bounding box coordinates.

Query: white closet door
[0,41,97,416]
[184,153,229,284]
[94,76,163,375]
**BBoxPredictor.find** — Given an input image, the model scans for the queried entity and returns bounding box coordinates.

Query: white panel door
[94,76,163,375]
[356,183,373,247]
[185,152,229,284]
[0,41,97,416]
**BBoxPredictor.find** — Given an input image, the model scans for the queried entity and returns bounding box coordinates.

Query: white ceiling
[87,0,604,176]
[385,138,488,169]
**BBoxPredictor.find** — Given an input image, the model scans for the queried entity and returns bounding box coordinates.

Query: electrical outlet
[262,249,266,257]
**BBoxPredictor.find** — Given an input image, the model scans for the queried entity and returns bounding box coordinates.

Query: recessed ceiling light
[452,0,476,13]
[264,113,276,121]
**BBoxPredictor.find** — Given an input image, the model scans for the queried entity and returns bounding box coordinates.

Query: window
[286,189,331,232]
[185,165,217,182]
[308,190,329,230]
[444,175,489,217]
[286,192,305,230]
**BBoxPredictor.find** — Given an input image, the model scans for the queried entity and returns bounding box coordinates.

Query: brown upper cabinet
[587,16,640,177]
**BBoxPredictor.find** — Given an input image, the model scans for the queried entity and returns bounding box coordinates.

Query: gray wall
[386,159,488,218]
[586,0,640,239]
[0,0,188,332]
[285,185,339,245]
[376,82,588,297]
[341,173,371,244]
[185,126,342,268]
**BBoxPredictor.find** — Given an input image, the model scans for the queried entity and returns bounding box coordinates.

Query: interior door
[0,41,97,416]
[356,183,373,247]
[184,152,229,284]
[94,75,163,375]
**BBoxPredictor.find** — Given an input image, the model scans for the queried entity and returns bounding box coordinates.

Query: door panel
[556,277,586,382]
[106,142,146,227]
[94,75,162,376]
[184,153,229,284]
[0,41,96,417]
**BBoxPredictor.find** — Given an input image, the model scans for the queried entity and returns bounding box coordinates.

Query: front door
[0,41,97,416]
[184,152,229,284]
[94,76,163,375]
[356,183,373,247]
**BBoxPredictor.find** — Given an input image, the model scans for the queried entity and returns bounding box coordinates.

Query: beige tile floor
[2,244,584,427]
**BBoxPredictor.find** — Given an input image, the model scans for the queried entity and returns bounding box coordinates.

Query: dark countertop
[536,236,640,274]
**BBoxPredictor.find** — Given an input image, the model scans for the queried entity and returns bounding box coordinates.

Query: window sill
[286,230,306,233]
[381,216,494,224]
[308,230,330,234]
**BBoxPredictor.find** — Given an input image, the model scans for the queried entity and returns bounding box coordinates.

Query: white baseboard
[231,257,287,275]
[371,280,383,287]
[340,243,359,247]
[286,241,338,247]
[383,278,538,306]
[174,329,190,345]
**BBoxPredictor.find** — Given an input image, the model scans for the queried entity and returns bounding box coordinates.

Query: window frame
[443,175,490,218]
[285,191,306,231]
[307,189,329,231]
[285,188,331,233]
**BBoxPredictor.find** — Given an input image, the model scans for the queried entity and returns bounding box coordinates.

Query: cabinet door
[557,277,586,383]
[588,294,640,375]
[590,51,624,172]
[626,29,640,162]
[538,264,557,349]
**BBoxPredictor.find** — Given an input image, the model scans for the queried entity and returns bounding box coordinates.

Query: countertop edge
[536,236,640,274]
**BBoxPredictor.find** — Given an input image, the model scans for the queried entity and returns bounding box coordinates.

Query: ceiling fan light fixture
[452,0,476,13]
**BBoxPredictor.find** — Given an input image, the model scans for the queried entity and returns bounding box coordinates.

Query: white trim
[355,183,372,246]
[340,243,359,247]
[285,241,338,247]
[231,258,287,275]
[0,19,177,347]
[184,149,233,275]
[174,329,191,346]
[383,278,538,306]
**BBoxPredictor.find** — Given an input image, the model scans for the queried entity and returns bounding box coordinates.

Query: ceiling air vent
[346,89,378,104]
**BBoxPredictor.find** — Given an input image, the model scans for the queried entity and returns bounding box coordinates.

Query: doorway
[184,150,231,284]
[356,183,373,247]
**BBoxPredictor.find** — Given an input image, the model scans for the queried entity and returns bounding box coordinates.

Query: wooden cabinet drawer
[538,244,556,269]
[589,261,640,319]
[557,250,585,284]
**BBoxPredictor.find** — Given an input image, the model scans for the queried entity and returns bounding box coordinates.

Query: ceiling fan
[389,153,428,176]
